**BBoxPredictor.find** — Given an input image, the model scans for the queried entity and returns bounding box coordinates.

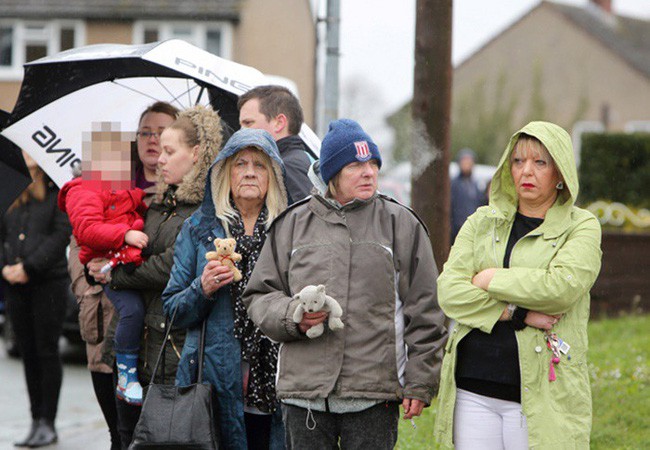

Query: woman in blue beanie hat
[244,119,447,449]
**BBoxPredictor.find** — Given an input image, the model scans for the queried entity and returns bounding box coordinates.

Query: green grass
[395,314,650,449]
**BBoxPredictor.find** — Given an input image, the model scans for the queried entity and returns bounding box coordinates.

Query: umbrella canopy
[1,39,319,188]
[0,110,31,217]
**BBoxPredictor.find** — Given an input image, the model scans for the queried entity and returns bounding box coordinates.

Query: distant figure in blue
[451,148,487,244]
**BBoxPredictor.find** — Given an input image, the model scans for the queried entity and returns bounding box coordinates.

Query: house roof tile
[550,2,650,79]
[0,0,240,21]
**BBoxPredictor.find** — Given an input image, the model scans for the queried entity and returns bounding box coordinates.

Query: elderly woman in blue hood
[162,128,288,449]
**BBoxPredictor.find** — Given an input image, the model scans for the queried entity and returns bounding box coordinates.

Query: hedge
[579,133,650,208]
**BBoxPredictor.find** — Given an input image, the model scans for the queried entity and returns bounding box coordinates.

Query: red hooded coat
[58,178,147,264]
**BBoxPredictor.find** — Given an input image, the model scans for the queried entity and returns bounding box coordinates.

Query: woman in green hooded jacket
[434,121,602,449]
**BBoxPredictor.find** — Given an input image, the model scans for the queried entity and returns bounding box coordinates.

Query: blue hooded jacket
[162,128,286,450]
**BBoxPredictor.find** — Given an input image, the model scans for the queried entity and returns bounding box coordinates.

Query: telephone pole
[411,0,453,271]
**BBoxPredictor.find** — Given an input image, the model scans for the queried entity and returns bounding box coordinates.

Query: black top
[0,179,71,281]
[276,135,313,204]
[455,212,543,402]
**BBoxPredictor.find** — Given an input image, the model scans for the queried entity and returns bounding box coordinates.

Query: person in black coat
[238,85,314,203]
[1,151,72,448]
[450,148,487,244]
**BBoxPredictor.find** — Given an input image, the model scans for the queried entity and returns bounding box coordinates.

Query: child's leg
[102,286,144,405]
[102,287,144,354]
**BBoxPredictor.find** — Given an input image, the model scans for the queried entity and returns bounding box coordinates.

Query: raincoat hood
[489,121,578,237]
[199,128,287,225]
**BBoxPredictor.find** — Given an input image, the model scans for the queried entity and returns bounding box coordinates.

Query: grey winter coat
[243,193,448,405]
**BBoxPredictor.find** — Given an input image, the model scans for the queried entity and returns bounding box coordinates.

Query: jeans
[453,388,529,450]
[6,279,67,422]
[281,401,399,450]
[103,286,144,354]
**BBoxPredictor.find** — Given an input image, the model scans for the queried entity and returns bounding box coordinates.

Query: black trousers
[91,371,122,450]
[6,278,68,422]
[113,365,142,450]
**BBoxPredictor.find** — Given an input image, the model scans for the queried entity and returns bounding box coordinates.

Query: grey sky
[332,0,649,146]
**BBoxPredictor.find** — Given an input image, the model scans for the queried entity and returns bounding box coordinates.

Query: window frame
[0,19,85,80]
[133,20,233,60]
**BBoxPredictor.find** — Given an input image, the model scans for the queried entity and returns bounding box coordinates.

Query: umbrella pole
[195,86,205,106]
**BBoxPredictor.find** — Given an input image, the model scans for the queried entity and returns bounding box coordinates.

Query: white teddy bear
[292,285,344,338]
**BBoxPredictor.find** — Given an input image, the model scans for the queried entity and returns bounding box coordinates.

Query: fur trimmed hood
[156,105,224,205]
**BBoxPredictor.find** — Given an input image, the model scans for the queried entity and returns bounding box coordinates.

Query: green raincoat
[434,122,602,449]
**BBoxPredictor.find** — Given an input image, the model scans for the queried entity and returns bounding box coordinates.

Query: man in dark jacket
[238,85,313,203]
[451,148,487,244]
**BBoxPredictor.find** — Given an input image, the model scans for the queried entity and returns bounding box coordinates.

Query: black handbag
[129,310,219,449]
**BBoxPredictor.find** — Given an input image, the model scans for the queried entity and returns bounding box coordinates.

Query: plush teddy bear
[292,285,344,338]
[205,237,243,282]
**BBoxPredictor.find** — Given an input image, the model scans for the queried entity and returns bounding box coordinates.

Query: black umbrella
[0,110,31,218]
[0,40,268,188]
[1,39,320,189]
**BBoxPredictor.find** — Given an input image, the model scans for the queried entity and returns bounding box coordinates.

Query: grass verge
[395,314,649,449]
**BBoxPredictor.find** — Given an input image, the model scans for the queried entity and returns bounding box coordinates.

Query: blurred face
[459,155,474,176]
[230,148,270,205]
[81,125,134,190]
[239,99,278,139]
[332,160,379,204]
[510,140,561,211]
[158,128,198,185]
[137,111,176,174]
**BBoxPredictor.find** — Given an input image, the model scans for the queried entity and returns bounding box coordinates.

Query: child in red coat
[58,122,148,405]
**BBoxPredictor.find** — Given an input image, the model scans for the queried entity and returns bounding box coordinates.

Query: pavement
[0,339,111,450]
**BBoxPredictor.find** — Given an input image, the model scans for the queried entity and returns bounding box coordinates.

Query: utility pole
[322,0,340,134]
[411,0,452,271]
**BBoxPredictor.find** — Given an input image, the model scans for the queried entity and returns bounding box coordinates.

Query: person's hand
[201,260,235,297]
[471,268,497,291]
[402,398,426,420]
[2,263,29,284]
[298,311,328,334]
[525,311,563,331]
[12,263,28,284]
[2,264,15,282]
[87,258,111,284]
[124,230,149,249]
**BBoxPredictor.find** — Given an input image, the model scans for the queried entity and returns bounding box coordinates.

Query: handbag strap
[197,319,207,383]
[150,306,208,386]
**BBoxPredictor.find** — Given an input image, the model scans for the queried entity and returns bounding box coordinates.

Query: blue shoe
[116,353,143,405]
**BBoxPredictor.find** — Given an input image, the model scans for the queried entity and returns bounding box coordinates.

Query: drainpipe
[322,0,340,135]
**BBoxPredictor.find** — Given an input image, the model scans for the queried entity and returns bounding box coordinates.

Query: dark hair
[138,101,180,127]
[238,85,304,135]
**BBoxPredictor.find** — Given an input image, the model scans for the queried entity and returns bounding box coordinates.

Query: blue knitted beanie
[319,119,382,185]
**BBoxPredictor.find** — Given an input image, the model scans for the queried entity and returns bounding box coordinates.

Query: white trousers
[453,388,529,450]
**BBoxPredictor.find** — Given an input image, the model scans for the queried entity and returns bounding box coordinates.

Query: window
[0,27,12,66]
[0,20,85,80]
[134,21,232,60]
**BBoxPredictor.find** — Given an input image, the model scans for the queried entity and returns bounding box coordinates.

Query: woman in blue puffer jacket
[162,128,288,450]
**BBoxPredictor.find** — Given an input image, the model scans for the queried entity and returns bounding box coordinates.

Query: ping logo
[32,125,80,168]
